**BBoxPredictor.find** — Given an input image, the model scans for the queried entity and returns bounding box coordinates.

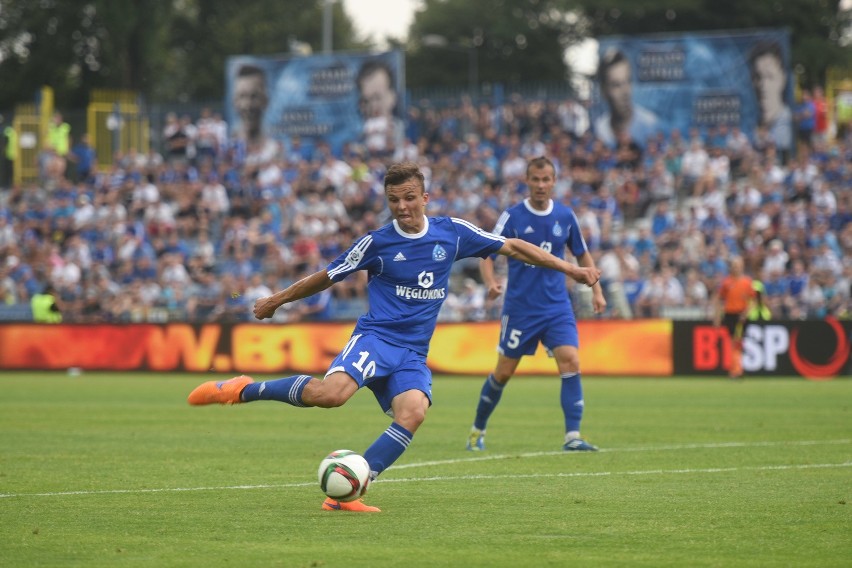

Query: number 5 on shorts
[507,329,522,349]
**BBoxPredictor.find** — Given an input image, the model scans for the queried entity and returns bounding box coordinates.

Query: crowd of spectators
[1,93,850,324]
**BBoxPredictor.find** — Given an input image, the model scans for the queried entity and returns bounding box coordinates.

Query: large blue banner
[225,50,404,158]
[593,29,793,151]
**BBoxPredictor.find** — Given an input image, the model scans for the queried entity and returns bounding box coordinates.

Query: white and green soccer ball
[317,450,371,502]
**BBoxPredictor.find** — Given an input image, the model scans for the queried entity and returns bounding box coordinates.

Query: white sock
[566,431,581,442]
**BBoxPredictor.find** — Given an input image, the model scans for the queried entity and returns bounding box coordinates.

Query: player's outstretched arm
[497,238,600,287]
[577,251,607,314]
[254,269,334,320]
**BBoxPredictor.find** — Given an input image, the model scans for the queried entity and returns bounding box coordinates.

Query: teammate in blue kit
[188,162,601,512]
[466,156,606,453]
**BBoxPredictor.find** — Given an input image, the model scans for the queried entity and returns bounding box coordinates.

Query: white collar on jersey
[392,216,430,239]
[523,198,554,216]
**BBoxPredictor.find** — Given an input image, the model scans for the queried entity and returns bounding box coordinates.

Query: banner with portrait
[593,29,793,151]
[225,50,405,157]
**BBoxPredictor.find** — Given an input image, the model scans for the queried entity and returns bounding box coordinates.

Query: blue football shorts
[325,332,433,415]
[498,310,579,359]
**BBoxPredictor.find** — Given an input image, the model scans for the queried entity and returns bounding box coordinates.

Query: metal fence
[88,89,149,170]
[3,80,580,173]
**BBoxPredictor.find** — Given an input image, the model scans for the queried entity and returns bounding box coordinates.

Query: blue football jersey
[327,217,505,355]
[492,198,588,316]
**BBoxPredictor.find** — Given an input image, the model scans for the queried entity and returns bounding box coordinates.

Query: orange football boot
[187,375,253,405]
[321,498,381,512]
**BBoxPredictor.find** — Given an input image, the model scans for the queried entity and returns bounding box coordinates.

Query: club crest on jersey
[418,271,434,288]
[552,222,563,237]
[432,244,447,261]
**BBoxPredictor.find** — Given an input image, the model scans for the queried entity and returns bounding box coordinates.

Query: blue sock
[473,374,505,431]
[363,422,413,479]
[561,372,584,433]
[240,375,312,407]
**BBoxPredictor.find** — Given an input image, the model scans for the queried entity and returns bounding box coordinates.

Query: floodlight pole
[322,0,334,54]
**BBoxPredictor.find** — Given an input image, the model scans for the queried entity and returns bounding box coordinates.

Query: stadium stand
[0,95,849,323]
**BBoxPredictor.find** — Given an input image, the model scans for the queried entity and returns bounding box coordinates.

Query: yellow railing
[826,67,852,138]
[11,103,41,187]
[87,89,150,170]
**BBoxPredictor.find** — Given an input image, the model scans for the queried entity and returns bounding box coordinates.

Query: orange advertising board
[427,320,672,375]
[0,320,672,376]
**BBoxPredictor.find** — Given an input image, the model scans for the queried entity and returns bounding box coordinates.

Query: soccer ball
[317,450,371,502]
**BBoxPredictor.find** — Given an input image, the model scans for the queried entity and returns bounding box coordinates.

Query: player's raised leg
[187,371,359,408]
[188,371,382,511]
[186,375,254,405]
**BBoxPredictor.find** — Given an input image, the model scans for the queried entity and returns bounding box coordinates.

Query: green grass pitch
[1,372,850,567]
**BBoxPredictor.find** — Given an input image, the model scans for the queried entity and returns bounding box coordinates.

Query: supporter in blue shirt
[160,232,190,259]
[700,207,733,235]
[698,246,729,281]
[7,256,39,297]
[623,271,645,312]
[794,90,816,147]
[785,260,809,298]
[132,256,158,281]
[629,225,657,264]
[298,286,333,321]
[589,184,621,221]
[90,239,115,267]
[829,202,851,232]
[650,201,677,238]
[70,133,96,183]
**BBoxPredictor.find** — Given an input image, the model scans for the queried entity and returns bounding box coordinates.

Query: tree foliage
[0,0,175,109]
[405,0,588,90]
[163,0,366,102]
[0,0,366,110]
[0,0,847,111]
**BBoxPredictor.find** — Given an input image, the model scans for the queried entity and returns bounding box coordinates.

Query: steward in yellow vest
[48,113,71,156]
[31,285,62,323]
[747,280,771,321]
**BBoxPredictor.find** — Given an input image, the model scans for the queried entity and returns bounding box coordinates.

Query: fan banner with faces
[593,28,793,151]
[0,320,672,376]
[225,50,404,157]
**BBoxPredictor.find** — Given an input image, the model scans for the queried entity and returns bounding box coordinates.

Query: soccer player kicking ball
[188,162,601,512]
[466,156,606,453]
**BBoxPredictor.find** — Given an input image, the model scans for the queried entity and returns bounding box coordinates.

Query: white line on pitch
[2,461,850,499]
[379,461,852,484]
[389,438,852,470]
[0,483,317,499]
[2,459,851,500]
